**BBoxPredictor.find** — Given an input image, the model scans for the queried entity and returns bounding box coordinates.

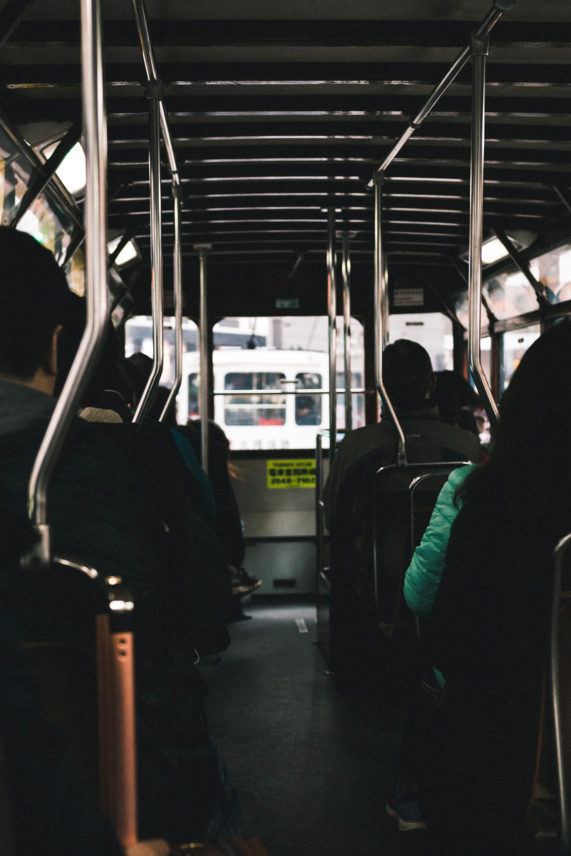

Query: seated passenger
[322,340,481,685]
[0,227,239,846]
[323,340,482,531]
[400,321,571,854]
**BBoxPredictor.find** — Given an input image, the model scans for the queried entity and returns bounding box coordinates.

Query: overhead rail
[370,0,512,437]
[131,0,183,424]
[26,0,108,563]
[370,0,515,185]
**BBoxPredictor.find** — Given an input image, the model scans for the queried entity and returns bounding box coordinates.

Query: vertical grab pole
[374,177,406,465]
[199,247,210,474]
[26,0,108,562]
[468,34,499,430]
[160,179,183,421]
[133,84,163,423]
[327,208,337,463]
[342,231,352,432]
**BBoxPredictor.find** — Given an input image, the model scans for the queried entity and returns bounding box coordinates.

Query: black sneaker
[229,565,263,597]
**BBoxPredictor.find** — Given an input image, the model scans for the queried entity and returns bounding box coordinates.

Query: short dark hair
[383,338,434,409]
[0,226,73,379]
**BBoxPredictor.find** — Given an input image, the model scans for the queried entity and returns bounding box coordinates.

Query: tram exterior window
[224,372,286,426]
[295,372,322,426]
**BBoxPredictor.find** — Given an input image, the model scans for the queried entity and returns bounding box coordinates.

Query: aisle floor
[199,597,430,856]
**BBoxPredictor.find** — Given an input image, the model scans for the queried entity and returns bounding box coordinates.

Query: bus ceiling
[0,0,570,321]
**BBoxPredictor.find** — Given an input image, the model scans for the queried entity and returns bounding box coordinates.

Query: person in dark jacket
[323,340,481,687]
[422,320,571,855]
[0,227,239,848]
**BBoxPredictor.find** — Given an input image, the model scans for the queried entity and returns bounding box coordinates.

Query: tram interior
[1,0,571,854]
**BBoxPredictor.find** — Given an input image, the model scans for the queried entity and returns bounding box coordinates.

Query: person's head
[493,319,571,467]
[432,370,481,434]
[0,226,73,392]
[382,339,435,410]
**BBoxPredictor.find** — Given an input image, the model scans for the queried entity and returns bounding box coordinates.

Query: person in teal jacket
[403,463,476,617]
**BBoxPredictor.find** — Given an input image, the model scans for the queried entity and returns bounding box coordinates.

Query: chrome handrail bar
[26,0,108,565]
[551,533,571,854]
[371,1,514,184]
[342,231,353,433]
[467,33,500,430]
[131,0,179,180]
[374,177,407,465]
[131,0,183,423]
[198,246,210,473]
[132,87,163,422]
[327,208,337,465]
[160,183,183,421]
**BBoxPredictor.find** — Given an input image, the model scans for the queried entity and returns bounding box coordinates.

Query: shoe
[228,565,263,597]
[385,781,427,831]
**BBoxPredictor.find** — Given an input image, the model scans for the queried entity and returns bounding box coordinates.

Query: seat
[372,461,469,631]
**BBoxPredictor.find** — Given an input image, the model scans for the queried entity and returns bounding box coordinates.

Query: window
[500,325,541,394]
[389,312,454,371]
[483,270,538,320]
[224,371,286,426]
[124,315,199,400]
[533,243,571,304]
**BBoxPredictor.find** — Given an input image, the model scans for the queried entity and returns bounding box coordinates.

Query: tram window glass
[224,372,286,426]
[65,246,85,296]
[125,315,199,391]
[295,372,322,426]
[0,127,32,225]
[389,312,453,371]
[15,191,74,265]
[483,270,538,319]
[500,324,541,393]
[454,293,488,330]
[336,371,364,431]
[533,243,571,304]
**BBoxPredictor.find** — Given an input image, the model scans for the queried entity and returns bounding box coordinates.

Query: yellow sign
[267,459,316,489]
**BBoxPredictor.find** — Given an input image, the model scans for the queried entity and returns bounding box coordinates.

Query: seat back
[21,560,138,849]
[373,462,468,628]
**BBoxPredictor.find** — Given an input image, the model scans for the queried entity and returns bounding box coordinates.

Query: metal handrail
[374,177,407,465]
[327,208,337,465]
[26,0,108,565]
[342,231,353,432]
[132,89,163,422]
[199,247,210,473]
[551,533,571,853]
[131,0,182,424]
[160,183,183,421]
[467,34,500,430]
[131,0,179,179]
[371,0,514,183]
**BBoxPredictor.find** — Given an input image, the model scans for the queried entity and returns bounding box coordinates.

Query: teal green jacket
[404,464,476,616]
